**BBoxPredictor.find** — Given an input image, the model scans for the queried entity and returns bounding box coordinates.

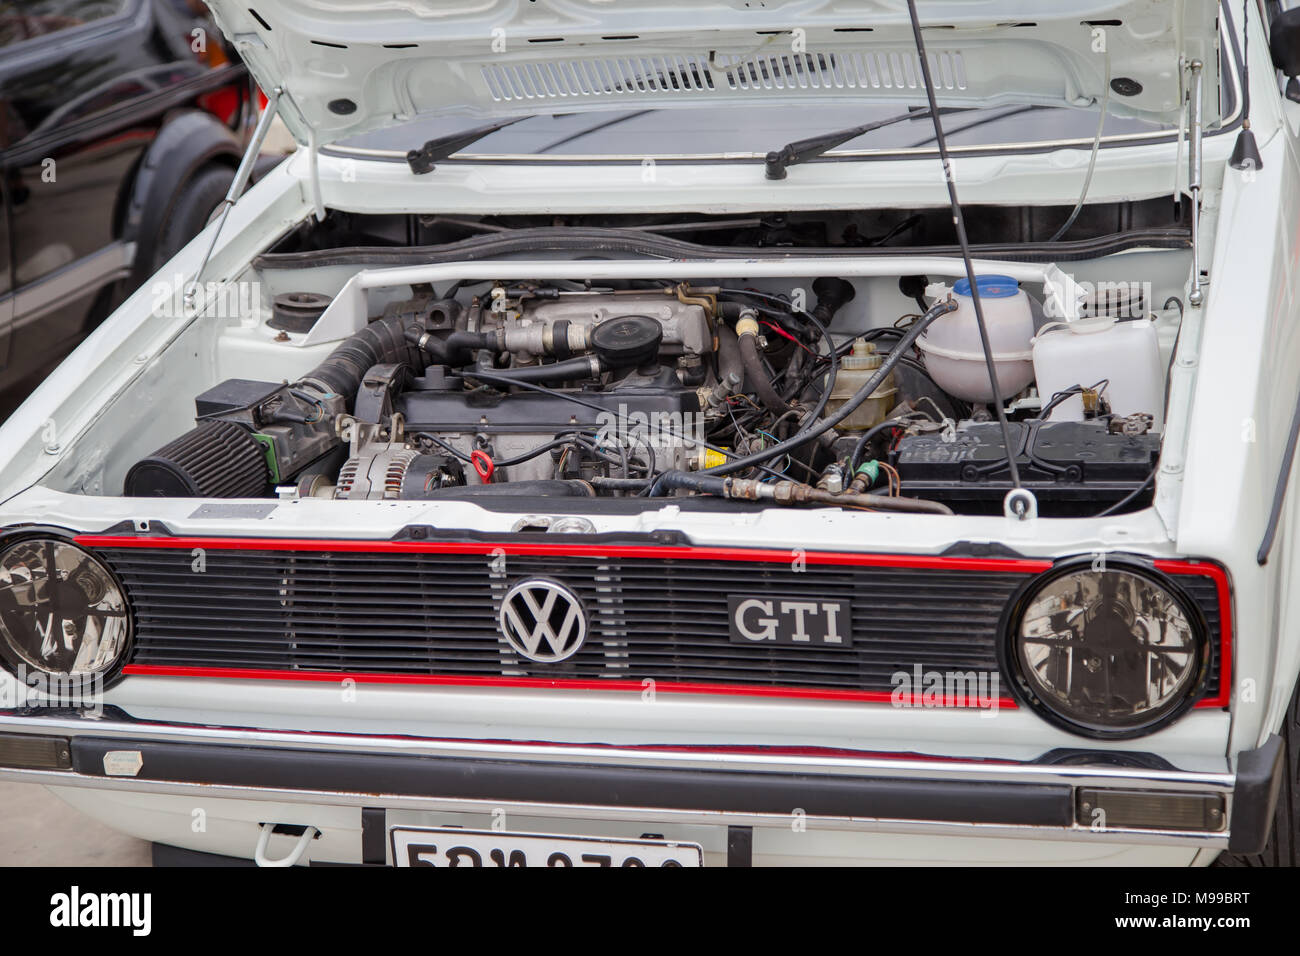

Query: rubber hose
[483,356,599,384]
[405,328,497,367]
[715,324,744,388]
[701,298,957,477]
[302,315,427,409]
[851,418,911,471]
[738,330,791,414]
[803,487,953,515]
[423,480,596,498]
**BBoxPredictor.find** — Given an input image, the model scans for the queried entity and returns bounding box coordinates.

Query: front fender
[120,109,243,288]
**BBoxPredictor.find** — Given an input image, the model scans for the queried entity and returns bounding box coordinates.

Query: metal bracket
[1003,487,1038,521]
[187,86,283,308]
[1187,60,1206,308]
[307,127,325,222]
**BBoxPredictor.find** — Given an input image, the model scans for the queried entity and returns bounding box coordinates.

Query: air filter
[124,420,269,498]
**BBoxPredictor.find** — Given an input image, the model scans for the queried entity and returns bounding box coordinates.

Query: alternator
[334,443,463,499]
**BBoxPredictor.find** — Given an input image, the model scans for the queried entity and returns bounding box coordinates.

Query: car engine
[123,271,1167,518]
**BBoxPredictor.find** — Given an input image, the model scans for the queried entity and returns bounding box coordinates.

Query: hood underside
[208,0,1222,148]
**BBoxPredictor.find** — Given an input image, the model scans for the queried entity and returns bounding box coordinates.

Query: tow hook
[254,823,321,867]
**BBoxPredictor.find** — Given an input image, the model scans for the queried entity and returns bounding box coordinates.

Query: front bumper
[0,710,1281,861]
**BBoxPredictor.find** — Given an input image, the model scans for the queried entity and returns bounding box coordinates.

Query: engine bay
[114,244,1182,519]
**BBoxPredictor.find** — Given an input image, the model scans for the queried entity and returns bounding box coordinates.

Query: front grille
[97,544,1223,701]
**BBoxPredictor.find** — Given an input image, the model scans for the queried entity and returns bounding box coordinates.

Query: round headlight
[0,538,130,683]
[1003,559,1209,738]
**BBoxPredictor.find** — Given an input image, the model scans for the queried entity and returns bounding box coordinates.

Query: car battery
[889,420,1160,515]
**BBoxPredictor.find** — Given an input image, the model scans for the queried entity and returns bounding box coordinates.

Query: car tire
[1215,680,1299,866]
[150,164,236,272]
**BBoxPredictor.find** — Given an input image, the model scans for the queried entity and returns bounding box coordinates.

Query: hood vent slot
[481,49,966,103]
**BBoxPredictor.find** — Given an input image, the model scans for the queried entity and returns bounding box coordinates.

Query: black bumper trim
[151,842,254,867]
[361,808,387,865]
[727,826,754,866]
[1227,733,1284,854]
[70,737,1074,828]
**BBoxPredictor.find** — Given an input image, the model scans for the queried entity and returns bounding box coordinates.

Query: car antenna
[903,0,1031,518]
[1230,0,1263,172]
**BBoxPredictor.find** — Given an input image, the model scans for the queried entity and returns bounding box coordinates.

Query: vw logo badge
[499,579,587,663]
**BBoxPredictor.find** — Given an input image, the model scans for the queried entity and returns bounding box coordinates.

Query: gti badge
[499,579,588,663]
[728,596,853,646]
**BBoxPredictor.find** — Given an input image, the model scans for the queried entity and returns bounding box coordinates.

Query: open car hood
[207,0,1222,148]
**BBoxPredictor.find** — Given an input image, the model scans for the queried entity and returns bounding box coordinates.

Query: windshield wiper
[407,117,528,174]
[764,107,961,180]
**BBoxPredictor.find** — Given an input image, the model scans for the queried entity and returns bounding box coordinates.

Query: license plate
[390,827,703,867]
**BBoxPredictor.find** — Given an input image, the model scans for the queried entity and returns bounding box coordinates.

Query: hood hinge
[1186,59,1206,308]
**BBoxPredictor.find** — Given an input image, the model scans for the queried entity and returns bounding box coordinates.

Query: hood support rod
[1187,60,1206,308]
[186,86,283,308]
[904,0,1026,511]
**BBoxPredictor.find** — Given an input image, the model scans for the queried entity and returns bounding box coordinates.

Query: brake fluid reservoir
[828,340,896,430]
[1031,316,1164,430]
[916,275,1035,404]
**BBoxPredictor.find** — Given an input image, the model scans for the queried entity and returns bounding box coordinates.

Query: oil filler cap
[591,314,663,370]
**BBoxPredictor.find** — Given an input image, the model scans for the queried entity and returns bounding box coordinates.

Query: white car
[0,0,1295,867]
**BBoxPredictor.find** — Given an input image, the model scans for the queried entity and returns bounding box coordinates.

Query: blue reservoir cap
[953,274,1020,298]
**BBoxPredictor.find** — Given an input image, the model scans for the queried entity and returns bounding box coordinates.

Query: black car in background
[0,0,255,391]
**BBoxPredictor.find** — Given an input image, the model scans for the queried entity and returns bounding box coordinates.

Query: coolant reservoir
[828,340,896,430]
[1032,316,1165,430]
[916,275,1035,404]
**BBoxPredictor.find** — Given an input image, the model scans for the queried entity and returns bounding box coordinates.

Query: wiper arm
[407,117,528,174]
[764,107,961,180]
